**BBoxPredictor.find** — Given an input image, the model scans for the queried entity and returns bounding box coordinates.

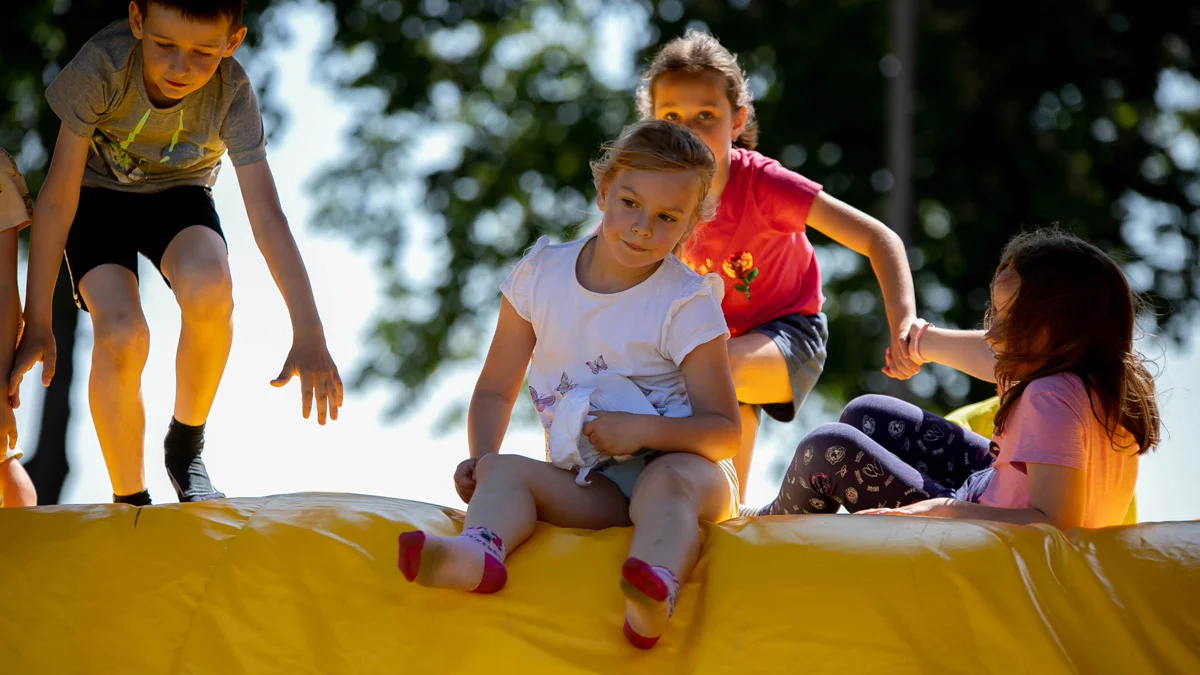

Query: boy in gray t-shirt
[11,0,344,506]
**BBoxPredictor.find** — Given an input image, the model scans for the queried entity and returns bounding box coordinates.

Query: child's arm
[8,125,91,397]
[469,298,537,459]
[455,298,536,503]
[583,336,742,463]
[911,326,997,383]
[0,228,22,451]
[859,463,1087,529]
[806,192,920,379]
[234,160,343,425]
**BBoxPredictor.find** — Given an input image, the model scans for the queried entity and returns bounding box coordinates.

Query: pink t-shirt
[981,373,1139,527]
[679,148,824,337]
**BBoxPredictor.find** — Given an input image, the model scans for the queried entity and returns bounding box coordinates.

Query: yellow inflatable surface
[1,494,1197,673]
[944,395,1002,437]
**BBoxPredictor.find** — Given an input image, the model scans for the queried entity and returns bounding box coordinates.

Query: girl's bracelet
[911,319,933,364]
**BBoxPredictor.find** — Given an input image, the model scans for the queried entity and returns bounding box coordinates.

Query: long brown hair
[990,229,1160,454]
[635,29,760,151]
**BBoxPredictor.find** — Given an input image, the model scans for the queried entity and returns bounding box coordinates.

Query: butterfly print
[555,372,577,395]
[585,355,608,375]
[529,386,555,413]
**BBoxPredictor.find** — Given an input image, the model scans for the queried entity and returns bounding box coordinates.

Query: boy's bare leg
[728,333,792,500]
[154,226,233,502]
[160,226,234,426]
[78,265,150,499]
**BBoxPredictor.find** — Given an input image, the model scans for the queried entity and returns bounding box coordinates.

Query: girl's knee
[630,457,722,509]
[635,464,694,499]
[473,453,536,486]
[792,423,864,469]
[806,422,861,447]
[839,394,896,427]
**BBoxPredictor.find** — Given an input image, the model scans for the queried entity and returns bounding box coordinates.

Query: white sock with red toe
[397,526,508,593]
[620,557,680,649]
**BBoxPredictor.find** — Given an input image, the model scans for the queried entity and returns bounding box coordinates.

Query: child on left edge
[0,149,37,508]
[10,0,342,507]
[397,121,742,649]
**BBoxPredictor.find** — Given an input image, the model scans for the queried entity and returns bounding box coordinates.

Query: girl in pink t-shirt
[637,30,920,499]
[755,229,1158,529]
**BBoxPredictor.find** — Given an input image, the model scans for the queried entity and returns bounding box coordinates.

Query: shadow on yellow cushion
[945,396,1138,524]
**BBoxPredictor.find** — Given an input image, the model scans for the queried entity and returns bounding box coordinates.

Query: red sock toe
[621,557,668,602]
[623,618,660,649]
[397,530,426,582]
[472,553,508,594]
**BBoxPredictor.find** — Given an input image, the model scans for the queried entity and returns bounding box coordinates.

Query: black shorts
[747,312,829,423]
[64,186,226,312]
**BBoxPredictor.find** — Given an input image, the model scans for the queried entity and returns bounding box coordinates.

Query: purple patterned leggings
[757,395,996,515]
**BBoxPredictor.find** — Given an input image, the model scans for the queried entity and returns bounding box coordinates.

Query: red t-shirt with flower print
[680,147,824,337]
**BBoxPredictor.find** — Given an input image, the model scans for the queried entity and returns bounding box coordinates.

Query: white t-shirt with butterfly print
[500,235,730,454]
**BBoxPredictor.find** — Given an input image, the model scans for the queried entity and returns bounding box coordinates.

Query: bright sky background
[15,2,1199,520]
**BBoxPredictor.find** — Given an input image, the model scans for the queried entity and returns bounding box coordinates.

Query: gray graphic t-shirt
[46,20,267,193]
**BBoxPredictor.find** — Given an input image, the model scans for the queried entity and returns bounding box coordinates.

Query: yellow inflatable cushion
[945,396,1137,524]
[1,494,1197,673]
[944,395,1002,437]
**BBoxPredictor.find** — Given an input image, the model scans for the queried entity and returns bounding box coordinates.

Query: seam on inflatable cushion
[170,496,278,675]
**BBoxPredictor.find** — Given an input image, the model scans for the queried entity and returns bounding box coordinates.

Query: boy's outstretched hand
[271,337,343,425]
[9,325,57,397]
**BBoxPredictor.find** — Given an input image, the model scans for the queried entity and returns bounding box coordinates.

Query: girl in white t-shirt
[398,121,742,649]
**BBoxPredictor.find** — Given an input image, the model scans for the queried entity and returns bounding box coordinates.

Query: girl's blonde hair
[635,29,759,151]
[590,120,718,230]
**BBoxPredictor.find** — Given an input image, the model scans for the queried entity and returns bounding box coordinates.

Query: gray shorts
[748,312,829,423]
[593,449,663,499]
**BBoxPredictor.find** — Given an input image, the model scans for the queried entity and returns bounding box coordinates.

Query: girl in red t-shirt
[638,30,920,498]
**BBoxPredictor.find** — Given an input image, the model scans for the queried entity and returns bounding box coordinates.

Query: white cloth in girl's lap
[549,373,661,485]
[502,235,729,459]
